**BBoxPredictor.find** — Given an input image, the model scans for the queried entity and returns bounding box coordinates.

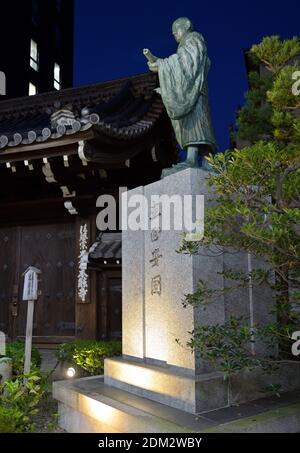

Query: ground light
[66,367,76,378]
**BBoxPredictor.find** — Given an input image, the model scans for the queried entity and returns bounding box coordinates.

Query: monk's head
[172,17,193,43]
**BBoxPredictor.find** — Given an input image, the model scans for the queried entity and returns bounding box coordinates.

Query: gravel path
[34,395,65,433]
[35,349,65,433]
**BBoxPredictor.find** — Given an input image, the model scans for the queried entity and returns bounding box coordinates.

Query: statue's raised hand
[148,61,159,73]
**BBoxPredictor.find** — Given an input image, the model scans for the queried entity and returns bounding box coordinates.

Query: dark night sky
[74,0,300,151]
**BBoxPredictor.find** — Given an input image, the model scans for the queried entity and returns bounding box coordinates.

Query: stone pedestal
[54,168,300,431]
[120,168,225,371]
[104,168,276,413]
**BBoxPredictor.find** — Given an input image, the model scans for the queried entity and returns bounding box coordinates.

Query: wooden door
[0,223,76,342]
[0,227,20,337]
[97,270,122,340]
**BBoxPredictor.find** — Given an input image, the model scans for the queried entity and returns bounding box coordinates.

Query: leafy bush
[4,342,41,376]
[56,340,122,375]
[0,407,22,433]
[0,370,46,432]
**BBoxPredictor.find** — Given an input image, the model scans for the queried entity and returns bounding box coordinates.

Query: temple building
[0,73,176,344]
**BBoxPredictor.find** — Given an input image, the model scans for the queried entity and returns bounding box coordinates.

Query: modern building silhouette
[0,0,74,99]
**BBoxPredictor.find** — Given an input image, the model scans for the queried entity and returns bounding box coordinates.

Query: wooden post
[24,300,35,375]
[22,266,41,377]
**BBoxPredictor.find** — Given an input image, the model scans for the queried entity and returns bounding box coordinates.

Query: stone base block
[104,357,300,414]
[53,376,199,433]
[104,357,228,413]
[230,362,300,404]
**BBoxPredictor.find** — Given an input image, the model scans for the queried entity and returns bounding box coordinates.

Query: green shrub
[0,370,46,432]
[5,342,41,376]
[56,340,122,375]
[0,406,22,433]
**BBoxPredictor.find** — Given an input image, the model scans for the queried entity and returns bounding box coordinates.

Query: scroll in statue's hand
[143,48,157,63]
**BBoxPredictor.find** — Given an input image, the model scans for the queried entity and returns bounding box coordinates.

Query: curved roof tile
[0,73,164,150]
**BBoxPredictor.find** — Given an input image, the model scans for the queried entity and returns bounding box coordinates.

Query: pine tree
[180,36,300,375]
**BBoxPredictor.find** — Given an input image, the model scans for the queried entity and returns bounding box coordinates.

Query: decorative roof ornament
[80,106,100,125]
[50,108,78,128]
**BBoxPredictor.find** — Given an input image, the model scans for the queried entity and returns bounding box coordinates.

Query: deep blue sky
[74,0,300,151]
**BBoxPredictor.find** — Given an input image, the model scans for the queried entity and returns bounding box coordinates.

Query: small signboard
[22,266,41,301]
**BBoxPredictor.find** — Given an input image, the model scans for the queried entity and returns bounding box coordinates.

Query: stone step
[53,376,300,433]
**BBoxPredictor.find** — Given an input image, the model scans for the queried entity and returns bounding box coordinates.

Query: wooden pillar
[24,300,35,374]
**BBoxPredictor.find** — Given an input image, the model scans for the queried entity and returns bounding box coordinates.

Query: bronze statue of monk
[143,17,217,177]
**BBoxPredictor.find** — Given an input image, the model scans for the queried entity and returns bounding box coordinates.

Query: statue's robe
[158,31,217,152]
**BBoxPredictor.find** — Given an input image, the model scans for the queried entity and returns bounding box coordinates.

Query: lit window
[30,39,39,71]
[54,63,61,90]
[29,82,37,96]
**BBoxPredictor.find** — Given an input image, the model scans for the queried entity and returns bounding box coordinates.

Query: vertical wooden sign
[75,219,91,304]
[22,266,41,375]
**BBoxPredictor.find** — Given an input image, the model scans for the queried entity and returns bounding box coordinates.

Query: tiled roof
[88,233,122,263]
[0,72,164,150]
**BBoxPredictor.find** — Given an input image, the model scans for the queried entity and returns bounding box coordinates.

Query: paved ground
[39,349,58,373]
